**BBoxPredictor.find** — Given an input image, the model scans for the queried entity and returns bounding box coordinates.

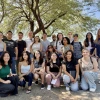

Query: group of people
[0,29,100,97]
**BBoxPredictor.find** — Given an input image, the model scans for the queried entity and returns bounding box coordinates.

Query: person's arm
[3,42,6,51]
[24,41,26,51]
[46,66,56,79]
[62,64,75,82]
[94,48,98,58]
[70,45,73,51]
[92,57,98,72]
[40,43,43,52]
[0,78,11,84]
[74,64,79,82]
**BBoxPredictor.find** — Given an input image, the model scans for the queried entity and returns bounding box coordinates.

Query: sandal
[26,89,31,94]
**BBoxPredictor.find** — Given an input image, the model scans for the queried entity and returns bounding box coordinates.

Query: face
[28,32,33,38]
[63,38,68,44]
[66,52,72,59]
[82,49,90,57]
[68,32,72,38]
[0,33,3,39]
[7,32,12,39]
[87,33,91,39]
[74,36,78,41]
[48,46,53,52]
[35,51,40,58]
[52,36,56,41]
[23,52,28,60]
[18,33,23,39]
[43,34,47,39]
[35,36,40,42]
[51,53,57,60]
[58,33,63,40]
[3,53,10,62]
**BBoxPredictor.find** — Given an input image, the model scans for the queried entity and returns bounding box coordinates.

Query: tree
[0,0,100,36]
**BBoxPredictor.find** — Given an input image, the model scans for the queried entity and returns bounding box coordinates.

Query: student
[3,31,18,74]
[62,50,79,91]
[26,31,34,52]
[79,49,98,92]
[84,32,95,55]
[33,50,45,89]
[46,45,56,62]
[0,32,6,56]
[41,33,50,57]
[46,52,61,90]
[71,34,82,60]
[62,37,73,54]
[30,36,42,56]
[0,51,18,97]
[18,51,33,94]
[67,32,73,43]
[50,34,57,48]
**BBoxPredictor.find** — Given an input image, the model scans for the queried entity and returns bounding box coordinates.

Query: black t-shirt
[16,40,26,57]
[47,61,61,72]
[62,59,78,78]
[3,39,17,57]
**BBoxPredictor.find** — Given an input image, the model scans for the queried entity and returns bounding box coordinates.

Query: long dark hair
[61,37,70,45]
[57,33,63,41]
[21,51,31,65]
[34,50,43,65]
[64,50,74,62]
[0,51,12,67]
[84,32,94,47]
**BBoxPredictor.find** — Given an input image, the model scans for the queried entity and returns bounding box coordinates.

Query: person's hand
[20,77,24,81]
[73,79,77,83]
[4,80,11,84]
[52,74,56,79]
[11,74,17,76]
[70,76,75,82]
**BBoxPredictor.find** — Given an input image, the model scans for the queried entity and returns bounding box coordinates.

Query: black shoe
[41,84,45,89]
[35,81,38,85]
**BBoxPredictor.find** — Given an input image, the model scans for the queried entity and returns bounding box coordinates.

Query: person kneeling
[46,52,61,90]
[0,51,18,97]
[62,50,79,91]
[18,51,33,94]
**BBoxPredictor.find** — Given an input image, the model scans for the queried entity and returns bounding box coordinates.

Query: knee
[63,75,70,83]
[81,85,88,91]
[34,74,39,79]
[40,69,45,75]
[83,71,90,77]
[46,74,51,79]
[28,73,33,78]
[70,82,79,91]
[7,84,15,91]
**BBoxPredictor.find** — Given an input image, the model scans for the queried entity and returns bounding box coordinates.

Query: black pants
[0,75,19,97]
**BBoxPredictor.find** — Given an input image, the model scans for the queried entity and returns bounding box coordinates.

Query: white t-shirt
[26,38,34,52]
[86,42,93,52]
[57,40,63,52]
[32,43,41,52]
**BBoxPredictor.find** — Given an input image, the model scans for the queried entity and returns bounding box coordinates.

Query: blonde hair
[82,48,90,53]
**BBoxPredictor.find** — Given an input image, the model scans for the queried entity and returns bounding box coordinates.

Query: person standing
[0,32,6,56]
[41,33,50,57]
[67,32,73,44]
[3,31,18,74]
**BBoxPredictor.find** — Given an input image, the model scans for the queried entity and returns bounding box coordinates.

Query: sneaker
[90,88,96,92]
[66,87,70,91]
[35,81,38,85]
[47,85,51,90]
[41,84,45,89]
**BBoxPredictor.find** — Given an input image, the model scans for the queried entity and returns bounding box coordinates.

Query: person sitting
[46,52,61,90]
[0,51,18,97]
[33,50,45,89]
[18,51,33,94]
[78,49,98,92]
[62,50,79,91]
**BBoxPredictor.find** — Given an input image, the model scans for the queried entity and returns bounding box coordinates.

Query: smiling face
[65,51,72,59]
[18,33,23,40]
[87,33,92,39]
[35,51,40,59]
[82,49,90,57]
[3,53,10,63]
[34,36,40,43]
[51,53,57,61]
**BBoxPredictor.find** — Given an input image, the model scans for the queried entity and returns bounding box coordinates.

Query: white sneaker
[47,85,51,90]
[66,87,70,91]
[90,88,96,92]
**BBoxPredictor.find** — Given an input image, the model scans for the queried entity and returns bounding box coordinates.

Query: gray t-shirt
[41,39,50,52]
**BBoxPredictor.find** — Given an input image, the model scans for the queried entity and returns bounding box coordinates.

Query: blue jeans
[19,73,33,87]
[0,52,3,56]
[81,71,98,90]
[11,57,16,74]
[63,75,79,91]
